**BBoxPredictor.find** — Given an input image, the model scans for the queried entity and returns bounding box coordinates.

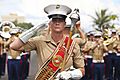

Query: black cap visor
[48,14,67,19]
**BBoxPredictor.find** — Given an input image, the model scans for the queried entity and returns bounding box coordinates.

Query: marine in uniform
[112,32,120,80]
[90,32,108,80]
[0,22,12,77]
[104,29,118,80]
[4,28,22,80]
[10,4,85,80]
[81,32,95,80]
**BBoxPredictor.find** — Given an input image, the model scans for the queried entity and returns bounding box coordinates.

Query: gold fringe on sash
[35,37,76,80]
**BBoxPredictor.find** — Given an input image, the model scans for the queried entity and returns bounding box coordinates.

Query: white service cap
[44,4,72,19]
[94,32,102,37]
[111,29,116,33]
[9,27,20,35]
[0,32,11,38]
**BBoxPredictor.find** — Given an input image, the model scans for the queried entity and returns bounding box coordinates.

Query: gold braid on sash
[35,36,75,80]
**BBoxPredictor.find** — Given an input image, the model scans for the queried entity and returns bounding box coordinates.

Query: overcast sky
[0,0,120,32]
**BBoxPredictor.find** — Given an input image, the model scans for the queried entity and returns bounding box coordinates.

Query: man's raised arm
[10,37,25,51]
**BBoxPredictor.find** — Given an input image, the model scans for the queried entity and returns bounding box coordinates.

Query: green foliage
[90,9,118,33]
[17,22,33,29]
[110,15,118,20]
[13,20,33,29]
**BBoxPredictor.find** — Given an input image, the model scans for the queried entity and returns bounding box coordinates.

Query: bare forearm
[10,38,25,51]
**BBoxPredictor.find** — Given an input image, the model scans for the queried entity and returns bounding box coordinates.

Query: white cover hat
[9,28,20,34]
[94,32,102,37]
[111,29,116,33]
[0,32,11,39]
[44,4,72,19]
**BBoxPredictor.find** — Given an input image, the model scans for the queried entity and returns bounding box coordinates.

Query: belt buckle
[108,51,112,53]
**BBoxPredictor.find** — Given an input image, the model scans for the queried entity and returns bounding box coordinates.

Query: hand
[56,71,71,80]
[56,69,83,80]
[76,21,81,30]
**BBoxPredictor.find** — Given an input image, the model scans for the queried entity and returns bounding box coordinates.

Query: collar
[44,34,66,46]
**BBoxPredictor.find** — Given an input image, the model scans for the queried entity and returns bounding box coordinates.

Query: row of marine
[81,29,120,80]
[0,21,30,80]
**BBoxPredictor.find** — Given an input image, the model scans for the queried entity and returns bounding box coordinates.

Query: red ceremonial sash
[35,36,75,80]
[48,37,73,71]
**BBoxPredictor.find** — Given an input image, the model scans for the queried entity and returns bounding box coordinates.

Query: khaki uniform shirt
[92,42,107,61]
[0,37,3,55]
[114,39,120,53]
[83,40,95,56]
[107,36,117,53]
[23,34,84,69]
[5,36,21,59]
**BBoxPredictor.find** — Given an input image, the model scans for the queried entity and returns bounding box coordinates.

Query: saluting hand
[75,21,81,30]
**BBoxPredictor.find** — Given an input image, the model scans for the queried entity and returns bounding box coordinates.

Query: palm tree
[90,9,118,34]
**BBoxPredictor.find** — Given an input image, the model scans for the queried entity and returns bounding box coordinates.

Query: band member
[90,32,108,80]
[82,32,95,80]
[4,28,22,80]
[0,21,15,75]
[0,23,12,77]
[10,4,85,80]
[105,29,118,80]
[0,35,4,78]
[113,32,120,80]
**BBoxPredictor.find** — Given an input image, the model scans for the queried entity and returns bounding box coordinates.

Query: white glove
[19,23,47,43]
[56,69,83,80]
[56,71,71,80]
